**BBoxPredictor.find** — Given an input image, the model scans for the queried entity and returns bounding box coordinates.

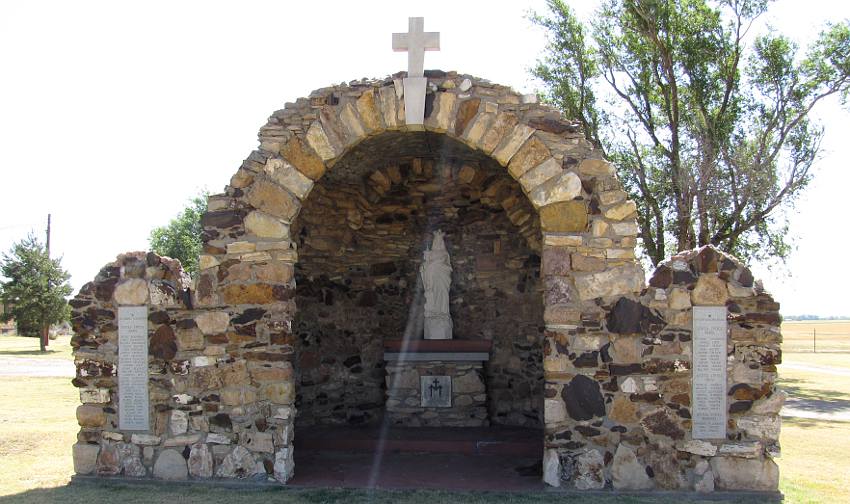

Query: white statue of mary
[420,230,453,340]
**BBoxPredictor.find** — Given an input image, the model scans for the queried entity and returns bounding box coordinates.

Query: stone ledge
[383,340,492,353]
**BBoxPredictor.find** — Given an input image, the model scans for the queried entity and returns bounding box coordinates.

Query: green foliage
[149,193,208,277]
[0,234,72,338]
[532,0,850,265]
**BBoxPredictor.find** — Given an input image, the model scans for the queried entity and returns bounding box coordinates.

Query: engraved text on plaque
[692,305,727,439]
[118,306,150,430]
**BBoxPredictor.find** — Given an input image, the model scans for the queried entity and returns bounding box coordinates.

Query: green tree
[149,193,208,276]
[532,0,850,265]
[0,234,72,350]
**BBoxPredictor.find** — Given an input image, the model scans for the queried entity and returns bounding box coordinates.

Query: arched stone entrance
[69,71,782,492]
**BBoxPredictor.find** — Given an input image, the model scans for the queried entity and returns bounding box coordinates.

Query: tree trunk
[39,326,47,352]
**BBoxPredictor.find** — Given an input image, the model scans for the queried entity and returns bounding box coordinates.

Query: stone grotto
[67,19,784,493]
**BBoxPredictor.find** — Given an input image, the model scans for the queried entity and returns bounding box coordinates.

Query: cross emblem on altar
[393,17,440,126]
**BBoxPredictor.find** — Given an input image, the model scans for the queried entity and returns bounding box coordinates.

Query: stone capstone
[153,448,188,481]
[562,375,605,421]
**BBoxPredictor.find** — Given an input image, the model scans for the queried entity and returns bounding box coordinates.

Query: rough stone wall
[542,246,783,491]
[292,157,544,428]
[69,252,297,482]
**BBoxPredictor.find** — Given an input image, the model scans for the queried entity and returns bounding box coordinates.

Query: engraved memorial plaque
[420,375,451,407]
[118,306,150,431]
[692,306,727,439]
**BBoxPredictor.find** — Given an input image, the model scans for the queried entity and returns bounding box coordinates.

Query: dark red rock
[738,268,754,287]
[272,285,295,301]
[94,277,119,302]
[695,247,718,273]
[232,308,266,325]
[573,351,599,368]
[210,413,232,431]
[562,375,606,421]
[148,311,170,324]
[672,269,697,284]
[528,117,577,134]
[149,325,177,360]
[607,297,667,335]
[196,274,213,301]
[610,363,643,375]
[542,247,571,276]
[649,266,672,289]
[175,318,197,330]
[69,298,91,309]
[630,393,662,403]
[575,425,601,437]
[641,409,684,440]
[201,210,246,229]
[607,298,643,334]
[729,401,753,413]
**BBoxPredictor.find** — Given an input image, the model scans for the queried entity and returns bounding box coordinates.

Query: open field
[0,336,847,502]
[782,321,850,353]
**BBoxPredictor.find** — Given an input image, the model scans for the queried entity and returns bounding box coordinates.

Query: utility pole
[40,214,51,352]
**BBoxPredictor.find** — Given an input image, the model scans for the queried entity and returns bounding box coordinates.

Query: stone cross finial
[392,17,440,126]
[392,17,440,78]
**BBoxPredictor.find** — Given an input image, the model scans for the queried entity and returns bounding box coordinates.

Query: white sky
[0,0,847,316]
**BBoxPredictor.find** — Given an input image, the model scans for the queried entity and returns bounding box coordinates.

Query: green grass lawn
[0,338,844,502]
[0,334,73,360]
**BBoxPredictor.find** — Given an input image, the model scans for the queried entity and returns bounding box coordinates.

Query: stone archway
[69,70,786,493]
[192,71,645,483]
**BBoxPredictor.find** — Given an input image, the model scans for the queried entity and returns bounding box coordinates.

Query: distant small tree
[149,193,208,277]
[0,234,72,351]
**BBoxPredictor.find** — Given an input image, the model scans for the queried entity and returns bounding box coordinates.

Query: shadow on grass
[0,484,780,504]
[0,349,65,357]
[778,378,850,415]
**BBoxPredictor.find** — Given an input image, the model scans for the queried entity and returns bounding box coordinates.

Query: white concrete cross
[392,17,440,78]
